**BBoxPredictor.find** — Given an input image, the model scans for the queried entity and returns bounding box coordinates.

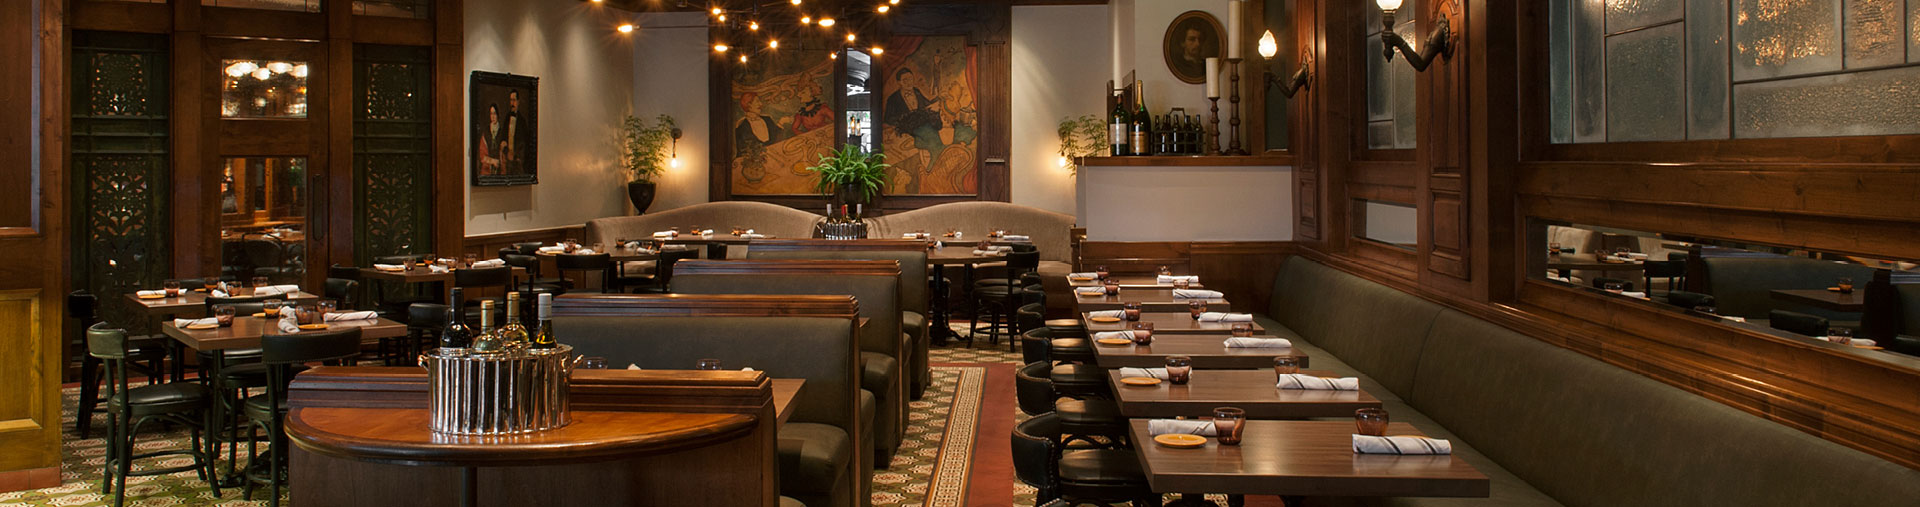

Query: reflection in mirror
[1353,199,1416,251]
[844,49,875,153]
[221,59,309,118]
[221,157,308,286]
[1527,218,1920,361]
[202,0,322,13]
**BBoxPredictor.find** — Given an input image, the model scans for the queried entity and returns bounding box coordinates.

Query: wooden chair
[1012,413,1158,507]
[242,327,363,506]
[555,253,615,293]
[87,323,219,507]
[68,291,168,439]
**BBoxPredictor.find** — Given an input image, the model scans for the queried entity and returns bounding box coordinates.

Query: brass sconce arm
[1379,10,1452,72]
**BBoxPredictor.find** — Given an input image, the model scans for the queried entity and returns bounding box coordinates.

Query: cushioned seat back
[583,201,824,246]
[1266,256,1442,397]
[673,268,901,358]
[864,202,1076,263]
[1411,310,1920,507]
[747,248,928,314]
[557,315,855,429]
[1700,257,1878,319]
[1900,284,1920,334]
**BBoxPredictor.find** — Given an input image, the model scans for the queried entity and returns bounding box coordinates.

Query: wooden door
[202,38,332,290]
[0,0,68,488]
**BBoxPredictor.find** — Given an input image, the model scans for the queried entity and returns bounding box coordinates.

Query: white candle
[1226,0,1244,59]
[1205,58,1220,98]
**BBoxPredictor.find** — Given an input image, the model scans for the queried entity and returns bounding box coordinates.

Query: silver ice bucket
[419,345,574,435]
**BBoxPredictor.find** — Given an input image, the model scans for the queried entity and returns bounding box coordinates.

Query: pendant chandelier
[707,0,898,62]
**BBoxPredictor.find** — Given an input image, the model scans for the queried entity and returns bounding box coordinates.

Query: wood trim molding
[1079,241,1300,317]
[460,225,585,257]
[551,293,861,319]
[674,259,902,277]
[1080,154,1296,167]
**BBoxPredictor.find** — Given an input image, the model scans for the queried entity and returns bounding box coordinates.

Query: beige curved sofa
[583,201,824,247]
[866,201,1076,273]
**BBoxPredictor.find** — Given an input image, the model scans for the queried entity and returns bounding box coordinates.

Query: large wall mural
[729,53,838,195]
[880,35,977,195]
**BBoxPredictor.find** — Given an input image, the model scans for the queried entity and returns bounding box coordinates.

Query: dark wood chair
[242,327,363,506]
[68,291,168,439]
[971,251,1041,349]
[555,253,615,293]
[87,323,219,507]
[615,248,699,293]
[1012,413,1158,507]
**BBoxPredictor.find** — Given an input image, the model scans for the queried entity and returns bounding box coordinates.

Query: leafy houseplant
[1056,114,1109,175]
[806,144,890,211]
[619,114,679,214]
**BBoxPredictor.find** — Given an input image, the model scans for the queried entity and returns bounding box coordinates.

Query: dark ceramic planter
[627,181,656,214]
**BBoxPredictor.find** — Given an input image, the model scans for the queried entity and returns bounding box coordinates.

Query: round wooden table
[924,246,1010,344]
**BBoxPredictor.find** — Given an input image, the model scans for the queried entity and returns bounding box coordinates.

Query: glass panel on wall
[71,31,170,332]
[1550,0,1920,141]
[1353,199,1418,251]
[222,60,309,118]
[1526,218,1920,364]
[353,0,429,18]
[221,157,309,285]
[354,44,433,271]
[203,0,322,13]
[845,49,876,153]
[1262,0,1293,151]
[1364,0,1417,149]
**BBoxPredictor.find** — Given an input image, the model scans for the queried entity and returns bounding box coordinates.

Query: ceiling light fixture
[870,46,883,55]
[769,39,779,49]
[877,5,889,13]
[714,43,730,52]
[617,23,636,33]
[1376,0,1452,72]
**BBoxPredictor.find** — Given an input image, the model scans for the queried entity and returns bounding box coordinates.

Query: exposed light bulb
[877,5,889,13]
[739,54,749,63]
[749,20,760,30]
[790,0,801,4]
[1057,156,1069,168]
[846,33,857,42]
[1258,30,1278,59]
[1375,0,1403,12]
[769,39,779,49]
[711,7,722,15]
[829,52,839,60]
[714,43,730,52]
[800,15,811,25]
[225,61,259,78]
[266,61,292,74]
[718,14,726,22]
[670,156,682,168]
[819,17,835,27]
[292,64,309,78]
[617,23,636,33]
[890,0,899,4]
[870,46,883,55]
[251,68,273,80]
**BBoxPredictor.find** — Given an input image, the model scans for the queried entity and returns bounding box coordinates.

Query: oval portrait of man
[1163,10,1224,84]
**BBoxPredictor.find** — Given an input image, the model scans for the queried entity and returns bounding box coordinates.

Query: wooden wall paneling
[432,0,464,255]
[705,50,731,204]
[327,0,356,277]
[0,0,66,482]
[68,1,170,34]
[1414,0,1472,296]
[1519,195,1920,263]
[1289,0,1320,240]
[1520,162,1920,224]
[1189,242,1296,316]
[352,16,435,47]
[977,40,1010,203]
[200,8,327,41]
[461,225,584,258]
[1077,241,1190,275]
[177,0,214,277]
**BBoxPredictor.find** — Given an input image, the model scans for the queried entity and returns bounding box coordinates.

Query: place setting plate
[1119,376,1163,386]
[1153,433,1207,449]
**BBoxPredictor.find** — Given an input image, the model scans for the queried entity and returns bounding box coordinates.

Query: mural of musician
[880,35,977,195]
[729,54,837,195]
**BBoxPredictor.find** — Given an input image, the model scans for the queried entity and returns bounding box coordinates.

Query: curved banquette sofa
[583,201,824,247]
[1259,256,1920,507]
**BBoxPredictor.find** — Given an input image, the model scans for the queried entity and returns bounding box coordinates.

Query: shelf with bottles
[1078,153,1295,167]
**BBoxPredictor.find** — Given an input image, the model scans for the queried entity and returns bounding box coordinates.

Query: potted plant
[1056,114,1109,174]
[619,113,679,214]
[806,144,890,214]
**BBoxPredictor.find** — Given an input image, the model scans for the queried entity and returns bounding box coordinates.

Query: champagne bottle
[1130,82,1150,156]
[498,292,530,350]
[531,293,556,349]
[1109,92,1129,156]
[438,288,472,353]
[470,300,504,354]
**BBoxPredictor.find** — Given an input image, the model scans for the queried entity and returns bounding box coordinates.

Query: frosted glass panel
[1733,0,1842,81]
[1734,65,1920,138]
[1606,0,1683,30]
[1688,0,1731,139]
[1391,21,1418,149]
[1550,0,1574,143]
[1367,34,1392,122]
[1607,24,1686,141]
[1366,121,1395,148]
[1844,0,1903,68]
[1356,199,1417,250]
[1364,1,1417,150]
[1573,0,1607,142]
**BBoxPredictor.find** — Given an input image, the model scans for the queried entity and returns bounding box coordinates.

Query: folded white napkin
[137,290,167,297]
[1605,255,1635,262]
[1722,316,1748,323]
[374,263,406,270]
[469,259,505,269]
[277,313,300,334]
[949,231,964,239]
[1118,367,1168,379]
[622,241,645,250]
[173,317,217,328]
[1197,312,1253,322]
[1224,337,1293,348]
[1624,252,1650,260]
[627,364,643,370]
[1276,374,1359,390]
[1547,276,1571,283]
[574,249,597,255]
[1148,419,1216,436]
[1830,337,1877,347]
[1621,291,1648,299]
[1074,287,1107,297]
[902,233,921,239]
[1353,434,1452,455]
[210,290,230,298]
[1003,235,1031,242]
[1092,331,1137,341]
[652,231,677,238]
[1087,310,1126,319]
[324,311,378,322]
[253,285,301,296]
[540,245,568,252]
[740,233,766,239]
[427,265,451,274]
[1068,272,1099,279]
[971,250,1003,256]
[697,229,715,236]
[1157,275,1200,284]
[1174,289,1224,299]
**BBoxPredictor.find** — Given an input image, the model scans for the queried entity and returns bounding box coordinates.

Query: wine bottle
[438,288,472,353]
[470,300,504,354]
[531,293,556,349]
[497,292,530,350]
[1129,83,1149,156]
[1109,93,1128,157]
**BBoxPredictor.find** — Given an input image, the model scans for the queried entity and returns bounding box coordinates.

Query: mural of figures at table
[729,53,837,195]
[881,35,978,195]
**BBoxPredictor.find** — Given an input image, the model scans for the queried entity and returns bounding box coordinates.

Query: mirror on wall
[1527,218,1920,363]
[1353,199,1417,251]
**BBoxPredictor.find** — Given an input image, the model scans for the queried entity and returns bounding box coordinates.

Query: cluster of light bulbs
[224,61,308,80]
[701,0,897,62]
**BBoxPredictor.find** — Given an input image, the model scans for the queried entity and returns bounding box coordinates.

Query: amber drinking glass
[1230,322,1253,337]
[1189,301,1207,319]
[294,305,318,325]
[1837,277,1855,294]
[1158,265,1173,276]
[1273,356,1300,377]
[203,278,221,291]
[1548,242,1561,256]
[252,276,270,289]
[1355,408,1390,436]
[1166,355,1192,385]
[214,305,237,327]
[1828,328,1854,344]
[1172,278,1191,290]
[1103,279,1120,296]
[1095,265,1110,280]
[1130,322,1154,345]
[696,358,725,371]
[1123,302,1142,321]
[162,279,182,297]
[1213,407,1246,445]
[1603,282,1625,293]
[316,299,337,320]
[263,299,285,316]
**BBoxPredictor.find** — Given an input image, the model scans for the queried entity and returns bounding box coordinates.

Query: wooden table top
[1129,420,1489,498]
[927,246,1010,265]
[534,245,699,262]
[1067,274,1206,289]
[1770,289,1867,312]
[161,316,408,352]
[287,406,756,467]
[126,290,319,316]
[358,266,528,284]
[1083,312,1264,336]
[1109,369,1379,419]
[1544,253,1645,272]
[655,233,775,245]
[771,379,803,427]
[1071,288,1231,312]
[1092,334,1307,369]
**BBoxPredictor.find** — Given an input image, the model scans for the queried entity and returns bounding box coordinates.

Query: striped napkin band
[1276,373,1358,390]
[1353,434,1452,455]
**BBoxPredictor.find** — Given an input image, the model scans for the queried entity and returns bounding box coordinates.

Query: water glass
[563,238,580,253]
[1165,355,1192,385]
[1273,356,1301,377]
[1172,278,1191,290]
[252,276,270,288]
[1123,302,1142,321]
[264,299,286,316]
[1548,242,1561,255]
[1103,279,1120,296]
[214,305,237,327]
[1693,305,1717,315]
[1129,322,1154,345]
[294,305,318,325]
[1095,265,1110,280]
[203,278,221,291]
[463,253,479,267]
[162,279,182,297]
[1355,408,1390,436]
[1230,322,1253,337]
[1828,328,1854,345]
[1189,301,1208,320]
[1213,407,1247,445]
[1158,265,1173,276]
[316,299,338,319]
[696,358,725,371]
[579,356,609,370]
[1837,277,1855,294]
[1603,282,1625,293]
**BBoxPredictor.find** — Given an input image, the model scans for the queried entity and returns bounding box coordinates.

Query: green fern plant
[619,114,677,184]
[1056,114,1109,174]
[807,144,891,202]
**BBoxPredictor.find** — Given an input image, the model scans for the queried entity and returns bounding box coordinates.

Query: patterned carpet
[0,342,1027,507]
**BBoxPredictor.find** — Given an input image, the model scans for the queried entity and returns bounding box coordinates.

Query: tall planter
[627,181,657,214]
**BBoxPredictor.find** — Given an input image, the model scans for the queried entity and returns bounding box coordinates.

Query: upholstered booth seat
[1699,256,1878,321]
[583,201,824,250]
[746,243,933,400]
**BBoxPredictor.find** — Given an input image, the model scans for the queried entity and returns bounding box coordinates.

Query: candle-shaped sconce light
[1260,30,1310,98]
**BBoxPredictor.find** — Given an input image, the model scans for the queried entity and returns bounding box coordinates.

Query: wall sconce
[669,127,684,168]
[1257,30,1309,98]
[1376,0,1452,72]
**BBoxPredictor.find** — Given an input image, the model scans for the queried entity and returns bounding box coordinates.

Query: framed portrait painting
[470,71,538,186]
[1163,11,1224,85]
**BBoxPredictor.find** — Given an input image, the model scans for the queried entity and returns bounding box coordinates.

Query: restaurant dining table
[1544,253,1645,272]
[1067,274,1207,289]
[125,289,320,317]
[161,315,409,352]
[1070,288,1232,312]
[1108,369,1378,419]
[532,243,701,262]
[653,233,773,259]
[924,244,1011,344]
[358,265,530,286]
[1128,420,1489,505]
[1092,334,1308,369]
[1770,288,1867,312]
[1083,312,1265,336]
[770,378,803,427]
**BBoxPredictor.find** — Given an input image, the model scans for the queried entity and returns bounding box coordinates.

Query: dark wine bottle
[1129,82,1149,156]
[1109,93,1129,156]
[438,288,473,352]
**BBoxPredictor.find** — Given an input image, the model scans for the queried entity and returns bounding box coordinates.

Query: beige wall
[1112,0,1241,123]
[1011,4,1110,217]
[464,0,636,236]
[1079,164,1293,241]
[628,12,711,214]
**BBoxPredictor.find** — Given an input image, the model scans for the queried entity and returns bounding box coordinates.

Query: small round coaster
[138,294,166,300]
[185,323,218,330]
[1089,316,1122,323]
[298,323,330,330]
[1153,433,1207,449]
[1096,338,1134,346]
[1120,377,1163,386]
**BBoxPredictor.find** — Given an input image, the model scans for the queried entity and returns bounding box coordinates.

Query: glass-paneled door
[206,38,330,288]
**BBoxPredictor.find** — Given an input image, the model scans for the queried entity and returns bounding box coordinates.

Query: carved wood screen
[352,44,434,268]
[70,31,172,331]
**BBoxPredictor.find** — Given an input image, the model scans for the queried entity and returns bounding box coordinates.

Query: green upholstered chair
[747,239,934,400]
[552,294,867,507]
[1699,256,1877,320]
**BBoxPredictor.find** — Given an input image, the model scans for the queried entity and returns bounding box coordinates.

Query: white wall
[629,12,711,213]
[1112,0,1241,124]
[1011,5,1111,217]
[464,0,636,235]
[1079,165,1293,241]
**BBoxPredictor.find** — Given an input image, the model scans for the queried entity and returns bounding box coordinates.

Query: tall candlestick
[1205,57,1220,98]
[1226,58,1247,155]
[1207,97,1221,155]
[1226,0,1244,60]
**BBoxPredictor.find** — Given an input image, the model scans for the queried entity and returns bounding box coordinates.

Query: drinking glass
[316,299,337,320]
[264,299,285,317]
[696,358,725,371]
[1165,355,1192,385]
[563,239,580,253]
[1095,265,1110,280]
[1189,300,1208,320]
[1548,242,1561,256]
[1103,279,1120,296]
[294,305,318,325]
[203,278,220,291]
[252,276,270,289]
[1603,282,1625,293]
[1129,322,1154,345]
[1273,356,1301,377]
[463,253,479,267]
[162,279,182,297]
[214,305,237,327]
[579,356,609,370]
[1123,302,1142,321]
[1158,265,1173,276]
[1828,328,1854,344]
[1213,407,1247,445]
[1355,408,1390,436]
[1230,322,1253,337]
[1693,305,1717,315]
[976,240,993,252]
[1837,277,1855,294]
[731,226,745,236]
[1173,278,1191,290]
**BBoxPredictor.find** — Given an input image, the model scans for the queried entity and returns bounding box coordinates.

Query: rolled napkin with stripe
[136,290,168,297]
[1604,255,1636,263]
[1353,434,1452,455]
[374,263,406,271]
[1148,419,1217,436]
[427,265,451,274]
[210,290,230,298]
[697,229,715,236]
[253,284,302,296]
[1003,235,1031,242]
[739,230,766,239]
[1623,252,1650,260]
[651,231,678,238]
[468,259,506,269]
[1074,287,1108,297]
[1118,367,1168,379]
[1197,312,1253,322]
[1276,373,1359,390]
[1224,337,1293,348]
[1829,337,1878,347]
[574,249,597,255]
[1092,331,1136,341]
[324,311,379,322]
[1157,275,1200,284]
[538,245,568,253]
[173,317,218,328]
[1087,310,1127,319]
[277,313,300,334]
[1620,291,1648,299]
[1173,289,1224,299]
[1068,272,1099,279]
